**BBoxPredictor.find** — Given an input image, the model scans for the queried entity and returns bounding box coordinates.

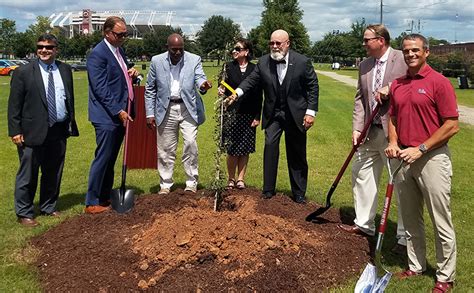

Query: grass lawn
[0,62,473,292]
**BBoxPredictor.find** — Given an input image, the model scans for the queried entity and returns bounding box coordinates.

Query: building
[430,42,474,57]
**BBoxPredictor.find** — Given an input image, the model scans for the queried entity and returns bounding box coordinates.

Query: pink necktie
[116,48,134,101]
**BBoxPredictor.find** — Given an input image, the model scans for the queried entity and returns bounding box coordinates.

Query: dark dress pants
[263,111,308,197]
[85,123,124,206]
[14,124,67,218]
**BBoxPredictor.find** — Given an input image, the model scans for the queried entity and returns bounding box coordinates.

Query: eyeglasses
[112,31,128,39]
[37,45,56,50]
[363,37,380,44]
[233,47,246,52]
[268,40,288,47]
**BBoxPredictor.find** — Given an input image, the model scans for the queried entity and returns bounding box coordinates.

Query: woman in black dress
[220,39,263,189]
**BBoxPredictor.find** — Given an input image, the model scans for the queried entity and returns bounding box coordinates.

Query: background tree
[123,38,145,61]
[250,0,311,56]
[12,32,32,58]
[0,18,16,56]
[196,15,241,61]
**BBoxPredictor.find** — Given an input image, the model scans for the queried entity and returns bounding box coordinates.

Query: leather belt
[170,98,184,103]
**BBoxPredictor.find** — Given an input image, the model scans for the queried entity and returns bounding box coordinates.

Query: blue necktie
[47,65,57,126]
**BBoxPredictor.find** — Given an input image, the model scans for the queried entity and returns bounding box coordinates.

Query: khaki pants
[352,127,406,245]
[396,145,456,282]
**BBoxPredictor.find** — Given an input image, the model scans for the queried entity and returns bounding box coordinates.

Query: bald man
[145,33,212,195]
[231,29,319,204]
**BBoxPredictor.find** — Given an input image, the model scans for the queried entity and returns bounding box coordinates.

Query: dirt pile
[32,188,370,291]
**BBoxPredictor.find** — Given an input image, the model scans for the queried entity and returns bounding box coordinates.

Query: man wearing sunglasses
[226,29,319,204]
[8,33,79,226]
[338,24,408,255]
[85,16,140,214]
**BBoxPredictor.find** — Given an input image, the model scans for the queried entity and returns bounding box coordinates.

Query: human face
[105,21,128,47]
[232,42,248,61]
[269,32,289,61]
[167,39,184,65]
[362,29,384,58]
[36,40,58,64]
[402,38,430,74]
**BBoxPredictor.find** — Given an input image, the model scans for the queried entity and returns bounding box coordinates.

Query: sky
[0,0,473,44]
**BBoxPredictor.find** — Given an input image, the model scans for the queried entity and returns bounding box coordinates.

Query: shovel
[111,97,135,214]
[306,104,381,221]
[354,159,404,293]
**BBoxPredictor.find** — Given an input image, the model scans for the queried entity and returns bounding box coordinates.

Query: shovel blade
[110,188,135,214]
[305,205,330,222]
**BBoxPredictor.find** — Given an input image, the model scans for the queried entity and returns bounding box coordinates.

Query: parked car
[0,59,19,76]
[71,61,87,71]
[10,60,29,66]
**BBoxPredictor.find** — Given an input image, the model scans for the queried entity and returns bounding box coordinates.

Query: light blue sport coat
[144,51,207,126]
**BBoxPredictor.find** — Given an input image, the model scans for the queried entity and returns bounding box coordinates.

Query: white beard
[270,51,285,61]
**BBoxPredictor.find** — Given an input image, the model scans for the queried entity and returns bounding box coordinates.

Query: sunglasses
[37,45,56,50]
[233,47,246,52]
[112,31,128,38]
[363,37,380,44]
[268,40,288,47]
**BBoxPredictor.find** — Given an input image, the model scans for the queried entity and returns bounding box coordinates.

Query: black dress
[222,61,263,156]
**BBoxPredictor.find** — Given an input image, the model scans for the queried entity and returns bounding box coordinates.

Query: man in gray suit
[145,33,212,195]
[338,24,408,254]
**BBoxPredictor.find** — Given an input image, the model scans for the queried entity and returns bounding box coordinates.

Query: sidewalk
[316,70,474,126]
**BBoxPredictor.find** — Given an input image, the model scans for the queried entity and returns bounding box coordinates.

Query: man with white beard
[227,29,319,204]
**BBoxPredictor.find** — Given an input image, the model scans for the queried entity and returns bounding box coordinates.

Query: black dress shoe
[337,224,371,237]
[294,195,306,204]
[262,192,275,199]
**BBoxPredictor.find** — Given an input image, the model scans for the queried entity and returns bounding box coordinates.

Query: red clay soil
[31,188,370,292]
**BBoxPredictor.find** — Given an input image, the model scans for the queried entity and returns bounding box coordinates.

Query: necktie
[116,48,134,101]
[372,60,384,124]
[275,59,286,64]
[47,65,57,126]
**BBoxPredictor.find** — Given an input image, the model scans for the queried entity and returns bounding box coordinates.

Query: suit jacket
[237,50,319,132]
[87,40,131,125]
[224,60,262,119]
[144,51,207,126]
[8,59,79,146]
[353,48,407,136]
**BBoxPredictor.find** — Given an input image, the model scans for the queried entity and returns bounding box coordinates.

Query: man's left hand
[128,68,139,78]
[303,115,314,130]
[399,147,423,164]
[200,80,213,92]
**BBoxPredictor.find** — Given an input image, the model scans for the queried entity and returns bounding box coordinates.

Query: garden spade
[306,104,381,221]
[354,159,404,293]
[111,98,135,214]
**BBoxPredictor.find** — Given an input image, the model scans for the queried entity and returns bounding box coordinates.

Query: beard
[270,50,285,61]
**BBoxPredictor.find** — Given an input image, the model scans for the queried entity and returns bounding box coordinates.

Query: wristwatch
[418,143,428,154]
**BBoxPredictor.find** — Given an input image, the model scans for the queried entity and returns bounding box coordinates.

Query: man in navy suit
[8,33,79,226]
[85,16,139,214]
[228,29,319,204]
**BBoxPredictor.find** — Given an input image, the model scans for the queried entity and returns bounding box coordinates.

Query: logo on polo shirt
[418,88,427,94]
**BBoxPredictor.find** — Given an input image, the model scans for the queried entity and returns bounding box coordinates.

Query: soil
[31,188,370,292]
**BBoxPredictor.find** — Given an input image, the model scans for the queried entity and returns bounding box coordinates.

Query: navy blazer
[87,40,131,125]
[8,59,79,146]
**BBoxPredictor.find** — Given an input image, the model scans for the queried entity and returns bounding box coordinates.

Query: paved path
[316,70,474,126]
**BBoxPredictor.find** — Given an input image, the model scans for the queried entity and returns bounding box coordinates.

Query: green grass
[0,63,473,292]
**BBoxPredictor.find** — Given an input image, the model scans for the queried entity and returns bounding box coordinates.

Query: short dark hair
[103,16,126,34]
[37,33,58,46]
[235,38,253,60]
[366,24,391,45]
[402,33,430,50]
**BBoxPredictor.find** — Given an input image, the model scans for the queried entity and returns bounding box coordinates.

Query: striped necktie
[47,64,57,126]
[371,60,384,124]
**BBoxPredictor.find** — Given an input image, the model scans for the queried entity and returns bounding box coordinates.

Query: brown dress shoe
[84,205,111,214]
[17,217,39,227]
[396,269,422,280]
[337,224,371,237]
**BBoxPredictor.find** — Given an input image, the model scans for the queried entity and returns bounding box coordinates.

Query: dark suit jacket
[8,59,79,146]
[353,48,407,136]
[224,60,262,120]
[87,40,131,125]
[238,50,319,132]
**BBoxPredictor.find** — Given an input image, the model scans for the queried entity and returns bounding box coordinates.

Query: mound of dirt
[31,188,370,291]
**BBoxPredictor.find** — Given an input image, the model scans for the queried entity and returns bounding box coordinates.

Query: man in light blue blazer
[145,33,212,195]
[85,16,139,214]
